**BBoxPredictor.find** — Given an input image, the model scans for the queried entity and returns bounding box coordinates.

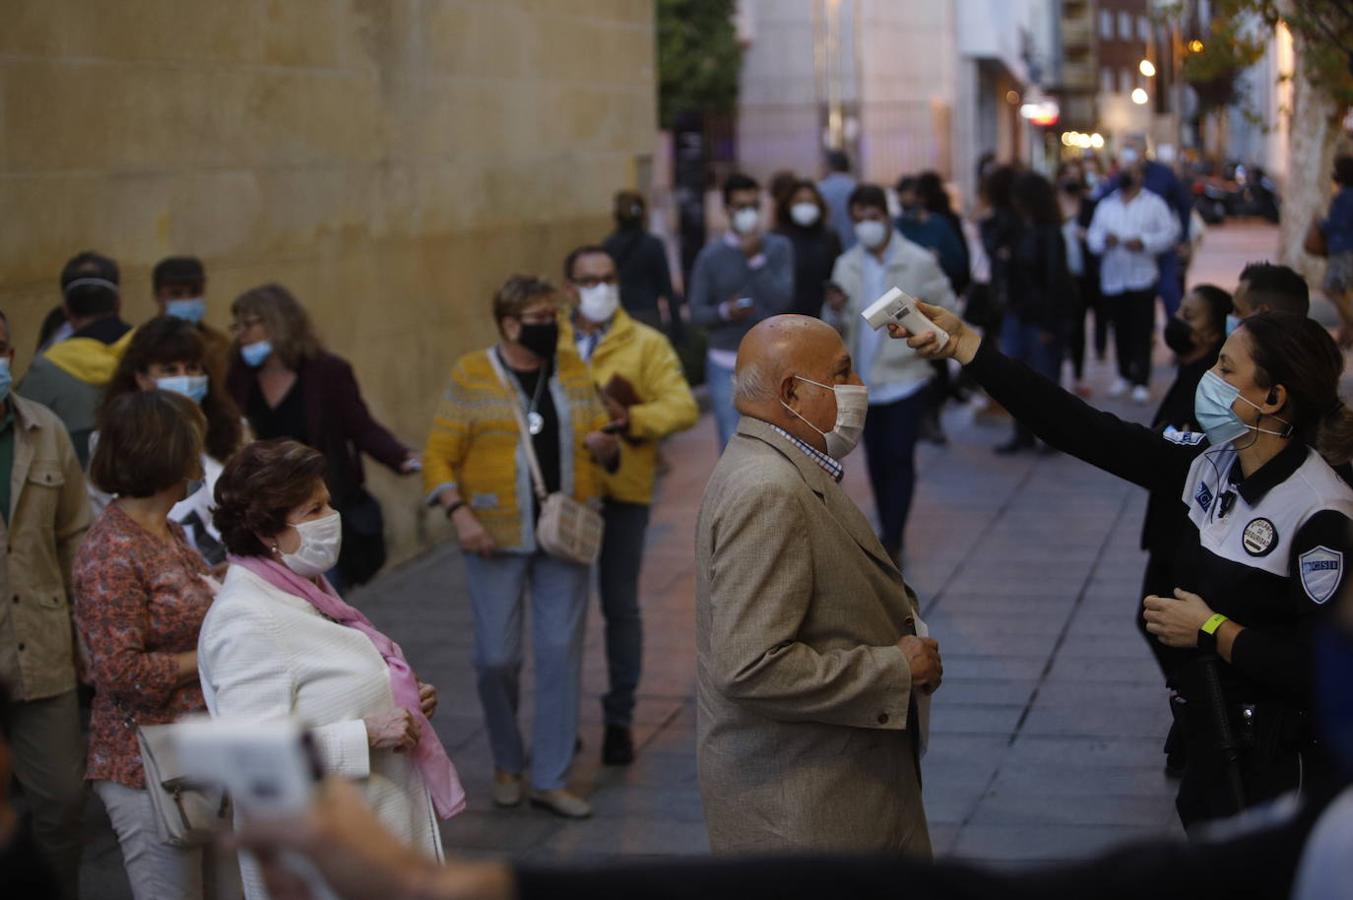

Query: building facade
[0,0,659,564]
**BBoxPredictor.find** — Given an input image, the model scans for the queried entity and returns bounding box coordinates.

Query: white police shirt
[1175,437,1353,699]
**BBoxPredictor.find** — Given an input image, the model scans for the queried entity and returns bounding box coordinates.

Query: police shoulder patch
[1195,481,1213,510]
[1299,546,1344,605]
[1164,429,1206,446]
[1242,518,1277,557]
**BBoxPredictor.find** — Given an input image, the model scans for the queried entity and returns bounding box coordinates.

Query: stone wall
[0,0,657,564]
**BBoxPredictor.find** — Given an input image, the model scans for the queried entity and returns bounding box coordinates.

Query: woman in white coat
[198,439,465,898]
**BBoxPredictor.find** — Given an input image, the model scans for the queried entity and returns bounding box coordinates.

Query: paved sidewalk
[79,222,1282,896]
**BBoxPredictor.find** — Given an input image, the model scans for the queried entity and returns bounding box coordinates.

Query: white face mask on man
[578,282,620,323]
[854,219,889,250]
[279,511,343,578]
[731,207,762,236]
[781,376,869,459]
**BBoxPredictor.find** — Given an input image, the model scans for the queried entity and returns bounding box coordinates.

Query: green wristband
[1201,613,1229,635]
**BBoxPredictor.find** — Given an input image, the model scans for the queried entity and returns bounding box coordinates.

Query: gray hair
[733,359,776,406]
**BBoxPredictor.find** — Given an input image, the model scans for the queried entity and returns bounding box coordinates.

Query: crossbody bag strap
[488,349,550,503]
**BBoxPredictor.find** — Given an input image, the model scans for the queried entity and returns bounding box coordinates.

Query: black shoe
[602,725,634,766]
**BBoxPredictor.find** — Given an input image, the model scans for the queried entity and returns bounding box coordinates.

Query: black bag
[337,489,386,587]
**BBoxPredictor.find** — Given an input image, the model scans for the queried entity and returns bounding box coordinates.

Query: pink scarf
[230,555,466,819]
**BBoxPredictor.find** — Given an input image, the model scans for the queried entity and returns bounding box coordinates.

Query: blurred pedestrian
[818,150,858,251]
[1057,163,1106,397]
[423,275,619,819]
[151,256,232,387]
[825,185,956,564]
[602,191,680,334]
[973,165,1020,335]
[1086,149,1180,403]
[93,317,245,567]
[18,251,133,464]
[688,174,795,449]
[562,247,698,765]
[227,284,419,592]
[894,176,968,295]
[768,170,799,225]
[201,439,465,896]
[0,310,90,900]
[914,172,971,296]
[996,172,1074,455]
[1315,156,1353,346]
[75,391,232,900]
[1097,137,1193,318]
[773,179,843,318]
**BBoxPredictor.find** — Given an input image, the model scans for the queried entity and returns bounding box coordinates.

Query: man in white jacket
[825,184,957,565]
[1086,149,1180,403]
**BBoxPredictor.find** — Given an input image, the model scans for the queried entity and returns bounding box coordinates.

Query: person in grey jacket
[687,173,795,449]
[825,185,957,564]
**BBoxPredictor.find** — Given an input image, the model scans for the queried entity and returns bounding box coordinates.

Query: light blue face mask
[0,357,11,404]
[156,374,209,405]
[1194,369,1291,447]
[240,340,273,368]
[1225,314,1242,337]
[165,298,206,325]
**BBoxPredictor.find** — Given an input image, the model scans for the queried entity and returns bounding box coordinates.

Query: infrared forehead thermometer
[861,287,950,346]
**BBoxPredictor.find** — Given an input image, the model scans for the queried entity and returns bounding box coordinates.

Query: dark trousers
[598,499,652,728]
[1107,288,1155,386]
[863,389,929,556]
[1067,272,1108,379]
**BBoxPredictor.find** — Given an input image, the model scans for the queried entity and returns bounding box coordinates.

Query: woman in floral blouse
[74,390,235,899]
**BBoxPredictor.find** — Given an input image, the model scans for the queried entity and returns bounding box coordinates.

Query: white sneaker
[529,788,592,819]
[492,772,523,807]
[1132,385,1151,405]
[1108,378,1129,399]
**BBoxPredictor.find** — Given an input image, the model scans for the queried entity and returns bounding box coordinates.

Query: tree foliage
[657,0,742,129]
[1181,0,1353,112]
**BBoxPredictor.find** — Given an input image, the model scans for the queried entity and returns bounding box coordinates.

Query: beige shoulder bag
[491,352,604,565]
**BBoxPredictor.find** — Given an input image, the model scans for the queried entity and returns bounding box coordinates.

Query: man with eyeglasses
[560,245,698,765]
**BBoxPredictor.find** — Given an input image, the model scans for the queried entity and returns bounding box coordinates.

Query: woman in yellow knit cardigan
[423,275,619,820]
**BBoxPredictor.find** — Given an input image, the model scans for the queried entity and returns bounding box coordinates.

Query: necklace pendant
[527,411,545,436]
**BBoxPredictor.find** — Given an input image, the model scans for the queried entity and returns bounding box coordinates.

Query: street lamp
[1188,39,1204,53]
[1139,59,1156,78]
[1131,87,1149,105]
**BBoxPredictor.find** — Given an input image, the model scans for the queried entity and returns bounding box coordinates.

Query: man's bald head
[733,315,861,451]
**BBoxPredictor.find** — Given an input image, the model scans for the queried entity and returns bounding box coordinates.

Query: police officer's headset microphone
[1202,387,1294,524]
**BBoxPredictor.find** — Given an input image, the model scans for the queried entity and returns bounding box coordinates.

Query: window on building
[1101,67,1114,93]
[1120,68,1133,93]
[1100,9,1113,39]
[1119,11,1132,39]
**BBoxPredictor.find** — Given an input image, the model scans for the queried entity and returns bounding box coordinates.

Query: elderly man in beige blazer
[696,314,943,856]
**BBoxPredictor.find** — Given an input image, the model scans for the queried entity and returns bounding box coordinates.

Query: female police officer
[892,303,1353,829]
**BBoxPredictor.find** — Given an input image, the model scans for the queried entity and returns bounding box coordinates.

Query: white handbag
[492,354,604,566]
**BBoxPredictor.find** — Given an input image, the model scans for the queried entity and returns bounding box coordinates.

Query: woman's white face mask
[279,511,343,578]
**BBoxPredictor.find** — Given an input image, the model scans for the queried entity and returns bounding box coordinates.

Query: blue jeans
[706,354,739,450]
[598,499,651,728]
[462,551,590,791]
[862,388,930,556]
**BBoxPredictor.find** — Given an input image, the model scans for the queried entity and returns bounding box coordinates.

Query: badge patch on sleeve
[1242,518,1277,557]
[1299,546,1344,604]
[1164,428,1206,446]
[1194,482,1213,510]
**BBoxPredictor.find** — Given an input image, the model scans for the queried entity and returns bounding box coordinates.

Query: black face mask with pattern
[1163,316,1196,356]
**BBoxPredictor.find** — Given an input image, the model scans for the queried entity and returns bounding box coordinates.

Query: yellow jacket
[561,309,698,505]
[423,347,610,553]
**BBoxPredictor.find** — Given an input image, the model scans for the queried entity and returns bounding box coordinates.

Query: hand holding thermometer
[861,287,950,347]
